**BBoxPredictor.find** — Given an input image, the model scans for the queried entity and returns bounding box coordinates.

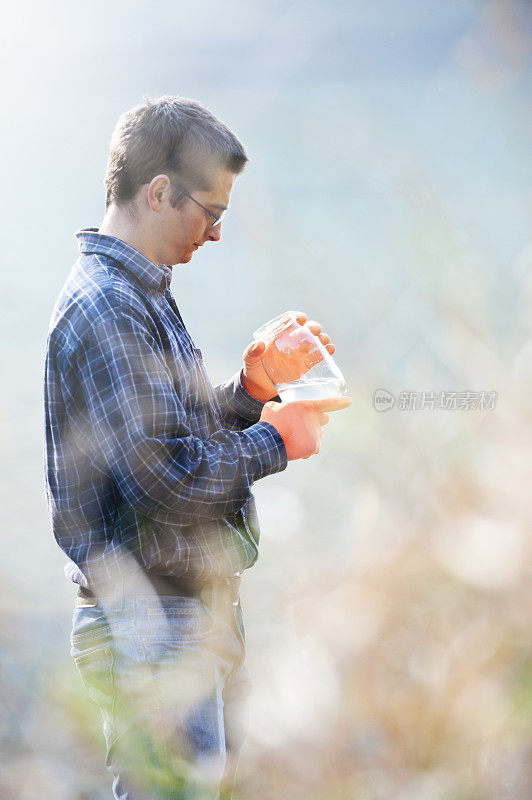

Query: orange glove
[260,396,351,461]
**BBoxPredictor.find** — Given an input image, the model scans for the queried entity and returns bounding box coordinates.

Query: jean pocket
[140,598,216,664]
[146,596,206,618]
[71,603,133,647]
[73,642,113,674]
[71,612,114,676]
[71,604,110,641]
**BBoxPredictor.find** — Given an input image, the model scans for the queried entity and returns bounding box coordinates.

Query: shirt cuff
[241,420,288,480]
[220,370,271,422]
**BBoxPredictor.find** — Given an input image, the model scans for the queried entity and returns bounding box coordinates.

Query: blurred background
[1,0,532,797]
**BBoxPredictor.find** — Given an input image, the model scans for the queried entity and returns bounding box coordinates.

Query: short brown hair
[104,95,249,210]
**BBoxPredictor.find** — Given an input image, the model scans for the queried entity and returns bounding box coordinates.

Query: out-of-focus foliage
[1,0,532,797]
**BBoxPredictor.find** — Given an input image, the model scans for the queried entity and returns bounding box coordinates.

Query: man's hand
[242,312,337,402]
[260,396,351,460]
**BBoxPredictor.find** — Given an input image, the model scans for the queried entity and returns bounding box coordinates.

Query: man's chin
[173,250,193,265]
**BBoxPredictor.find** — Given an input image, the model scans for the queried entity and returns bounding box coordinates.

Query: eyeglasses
[182,191,227,227]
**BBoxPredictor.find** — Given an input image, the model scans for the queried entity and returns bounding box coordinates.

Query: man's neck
[99,205,158,264]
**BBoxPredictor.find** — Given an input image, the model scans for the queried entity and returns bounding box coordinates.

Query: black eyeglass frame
[181,191,227,227]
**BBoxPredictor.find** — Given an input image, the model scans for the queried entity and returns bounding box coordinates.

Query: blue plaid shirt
[44,229,287,590]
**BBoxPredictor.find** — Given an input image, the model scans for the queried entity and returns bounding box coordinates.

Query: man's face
[159,166,236,266]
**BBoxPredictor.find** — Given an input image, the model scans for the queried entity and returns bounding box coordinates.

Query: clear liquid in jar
[277,377,345,403]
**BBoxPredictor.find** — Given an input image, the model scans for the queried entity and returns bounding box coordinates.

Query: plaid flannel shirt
[44,229,287,590]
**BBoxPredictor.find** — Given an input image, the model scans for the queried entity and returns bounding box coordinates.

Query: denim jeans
[70,584,252,800]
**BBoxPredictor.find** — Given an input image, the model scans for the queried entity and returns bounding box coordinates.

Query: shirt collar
[76,228,173,292]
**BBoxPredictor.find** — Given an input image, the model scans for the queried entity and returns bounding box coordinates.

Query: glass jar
[253,311,347,402]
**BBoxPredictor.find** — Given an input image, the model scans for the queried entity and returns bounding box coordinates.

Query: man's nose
[207,224,221,242]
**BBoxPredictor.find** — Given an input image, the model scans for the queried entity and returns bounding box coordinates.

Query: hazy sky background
[2,2,532,797]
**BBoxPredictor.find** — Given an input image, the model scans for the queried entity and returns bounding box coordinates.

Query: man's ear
[147,174,171,210]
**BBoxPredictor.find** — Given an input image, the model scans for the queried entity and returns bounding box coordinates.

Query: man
[44,95,350,800]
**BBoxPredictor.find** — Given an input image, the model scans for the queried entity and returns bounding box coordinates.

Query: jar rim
[253,310,300,340]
